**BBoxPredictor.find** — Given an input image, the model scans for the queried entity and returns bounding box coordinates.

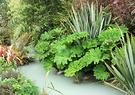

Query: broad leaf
[93,64,110,80]
[70,45,84,57]
[82,38,98,49]
[43,59,53,71]
[35,41,50,53]
[54,47,72,65]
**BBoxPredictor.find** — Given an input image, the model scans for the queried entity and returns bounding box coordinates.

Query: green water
[19,61,124,95]
[18,47,124,95]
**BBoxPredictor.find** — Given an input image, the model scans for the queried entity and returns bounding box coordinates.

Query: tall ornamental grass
[104,28,135,95]
[67,1,111,41]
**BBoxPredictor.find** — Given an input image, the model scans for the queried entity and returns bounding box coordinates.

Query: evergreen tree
[7,0,73,45]
[8,0,67,29]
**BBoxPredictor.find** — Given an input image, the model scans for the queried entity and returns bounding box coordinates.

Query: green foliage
[0,31,11,46]
[82,38,99,49]
[64,61,84,77]
[64,25,127,80]
[0,47,40,95]
[35,25,128,81]
[0,74,39,95]
[0,0,11,45]
[35,28,88,71]
[0,58,17,73]
[99,28,122,42]
[64,48,109,77]
[61,32,89,45]
[99,27,125,51]
[93,64,110,80]
[106,24,128,32]
[104,30,135,95]
[8,0,65,26]
[0,0,9,27]
[111,47,124,65]
[7,0,70,46]
[77,71,85,78]
[70,45,84,57]
[54,47,72,65]
[35,41,50,53]
[34,28,62,60]
[0,52,40,95]
[43,59,54,71]
[35,28,63,71]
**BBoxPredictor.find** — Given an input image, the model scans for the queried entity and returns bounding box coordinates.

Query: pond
[19,60,124,95]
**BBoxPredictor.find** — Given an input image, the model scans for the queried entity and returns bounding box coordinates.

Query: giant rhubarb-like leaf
[93,64,110,80]
[43,59,53,71]
[54,47,72,65]
[70,45,84,57]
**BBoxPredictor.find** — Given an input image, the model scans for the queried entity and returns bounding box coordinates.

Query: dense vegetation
[0,0,135,94]
[0,0,11,45]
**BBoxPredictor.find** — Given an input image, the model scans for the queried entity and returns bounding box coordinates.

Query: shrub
[0,58,17,73]
[107,0,135,33]
[0,45,40,95]
[0,73,39,95]
[0,44,35,67]
[7,0,69,46]
[0,45,17,73]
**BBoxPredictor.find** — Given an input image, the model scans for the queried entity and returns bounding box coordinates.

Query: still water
[19,60,124,95]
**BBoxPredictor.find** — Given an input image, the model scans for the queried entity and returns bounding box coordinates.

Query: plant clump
[35,25,128,82]
[0,74,39,95]
[104,29,135,95]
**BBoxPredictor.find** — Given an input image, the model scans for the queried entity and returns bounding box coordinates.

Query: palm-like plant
[67,1,111,41]
[104,29,135,95]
